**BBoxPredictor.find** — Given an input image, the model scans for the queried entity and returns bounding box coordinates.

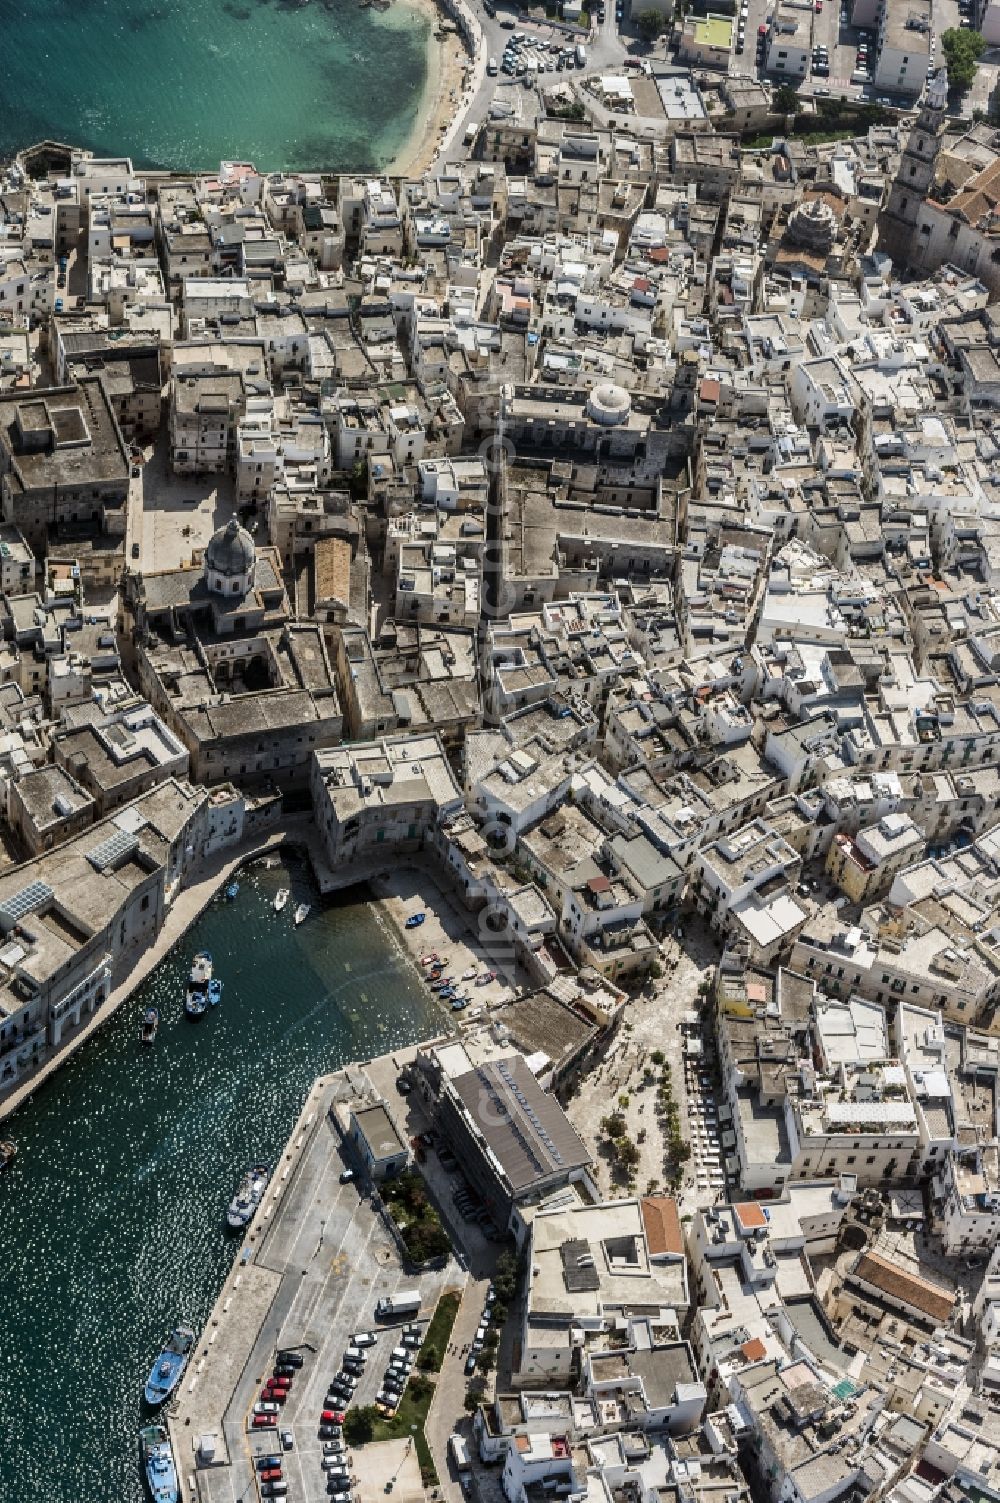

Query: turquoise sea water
[0,855,440,1502]
[0,0,431,170]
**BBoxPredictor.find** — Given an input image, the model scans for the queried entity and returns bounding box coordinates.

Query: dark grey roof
[450,1053,591,1193]
[205,518,255,577]
[560,1238,600,1293]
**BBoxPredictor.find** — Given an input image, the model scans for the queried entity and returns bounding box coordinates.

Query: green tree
[636,7,665,38]
[774,83,802,114]
[348,457,368,500]
[344,1406,377,1444]
[615,1137,641,1170]
[941,27,985,90]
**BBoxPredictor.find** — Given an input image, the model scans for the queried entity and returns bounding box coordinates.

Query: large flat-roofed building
[0,778,205,1099]
[311,733,463,867]
[0,378,130,553]
[414,1045,593,1245]
[520,1195,690,1383]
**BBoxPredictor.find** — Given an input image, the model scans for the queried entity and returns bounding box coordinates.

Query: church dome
[206,517,255,577]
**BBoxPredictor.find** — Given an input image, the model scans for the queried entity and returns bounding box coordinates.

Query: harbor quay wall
[0,815,339,1125]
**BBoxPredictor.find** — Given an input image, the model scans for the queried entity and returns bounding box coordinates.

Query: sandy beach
[388,0,474,177]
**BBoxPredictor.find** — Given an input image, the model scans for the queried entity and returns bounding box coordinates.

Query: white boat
[274,888,290,913]
[226,1163,270,1231]
[293,903,311,926]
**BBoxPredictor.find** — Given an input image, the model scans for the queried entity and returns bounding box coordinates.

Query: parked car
[464,1352,477,1376]
[253,1415,275,1429]
[352,1332,377,1348]
[255,1402,280,1416]
[257,1456,283,1471]
[321,1409,346,1425]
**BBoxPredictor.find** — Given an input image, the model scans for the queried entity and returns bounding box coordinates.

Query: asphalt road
[444,0,630,153]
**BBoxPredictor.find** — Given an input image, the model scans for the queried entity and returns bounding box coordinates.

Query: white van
[450,1435,472,1473]
[487,55,498,74]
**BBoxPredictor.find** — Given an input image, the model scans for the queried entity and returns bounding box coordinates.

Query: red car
[270,1376,292,1389]
[253,1415,276,1429]
[758,23,766,34]
[321,1410,346,1424]
[261,1468,283,1483]
[262,1388,287,1405]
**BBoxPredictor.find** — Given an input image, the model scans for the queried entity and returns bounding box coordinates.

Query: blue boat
[184,952,213,1019]
[140,1423,179,1503]
[405,912,426,929]
[143,1325,195,1407]
[208,978,223,1007]
[225,881,240,901]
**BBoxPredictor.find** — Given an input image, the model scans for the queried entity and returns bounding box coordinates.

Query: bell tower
[878,67,949,267]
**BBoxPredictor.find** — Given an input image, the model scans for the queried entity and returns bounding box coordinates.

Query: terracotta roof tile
[640,1195,684,1257]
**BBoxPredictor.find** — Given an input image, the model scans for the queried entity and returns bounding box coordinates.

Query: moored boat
[274,888,290,912]
[405,911,426,929]
[207,979,223,1008]
[143,1325,195,1407]
[226,1163,270,1231]
[293,903,310,926]
[140,1008,159,1045]
[184,952,213,1019]
[476,970,496,986]
[225,881,240,901]
[0,1138,16,1170]
[140,1423,179,1503]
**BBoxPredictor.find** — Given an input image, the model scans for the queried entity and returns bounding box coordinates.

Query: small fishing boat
[274,888,290,913]
[208,979,223,1008]
[419,952,438,966]
[185,952,213,1019]
[430,977,452,992]
[461,967,477,981]
[451,997,468,1012]
[476,971,496,986]
[140,1008,160,1045]
[405,912,426,929]
[293,903,310,926]
[226,1163,270,1231]
[0,1139,16,1170]
[143,1325,195,1407]
[140,1423,179,1503]
[225,881,240,901]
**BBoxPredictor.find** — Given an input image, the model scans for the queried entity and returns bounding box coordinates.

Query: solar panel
[87,830,140,872]
[0,881,53,925]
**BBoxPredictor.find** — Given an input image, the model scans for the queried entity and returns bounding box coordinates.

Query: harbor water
[0,0,432,171]
[0,856,440,1502]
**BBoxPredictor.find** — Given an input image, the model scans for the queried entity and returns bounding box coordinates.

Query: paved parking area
[128,433,239,576]
[182,1070,463,1503]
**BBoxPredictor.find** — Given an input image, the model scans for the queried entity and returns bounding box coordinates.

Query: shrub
[344,1406,377,1444]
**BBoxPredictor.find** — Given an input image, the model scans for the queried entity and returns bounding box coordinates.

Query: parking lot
[183,1070,464,1503]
